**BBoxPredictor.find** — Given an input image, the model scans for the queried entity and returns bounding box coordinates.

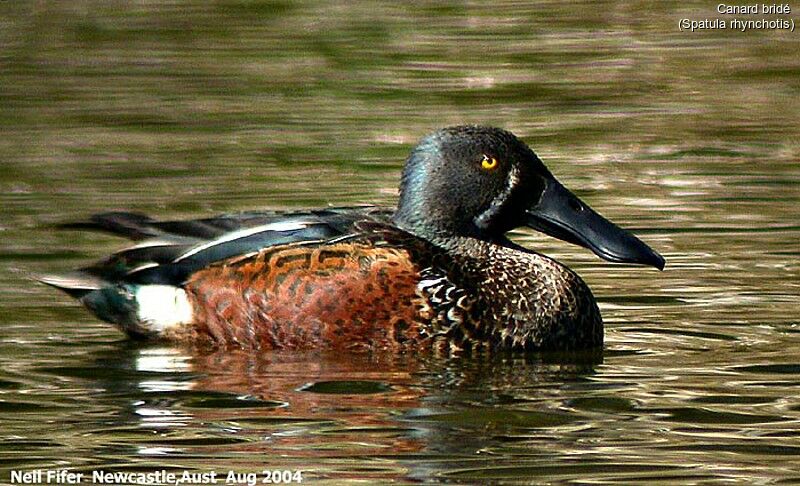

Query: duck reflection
[90,344,601,480]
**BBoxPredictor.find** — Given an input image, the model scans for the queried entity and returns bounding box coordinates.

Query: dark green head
[393,126,664,270]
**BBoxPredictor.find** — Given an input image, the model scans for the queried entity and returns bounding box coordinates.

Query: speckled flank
[183,231,602,352]
[464,241,602,351]
[185,243,429,351]
[410,236,602,352]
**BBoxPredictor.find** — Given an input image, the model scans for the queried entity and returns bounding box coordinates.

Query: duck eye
[480,154,499,171]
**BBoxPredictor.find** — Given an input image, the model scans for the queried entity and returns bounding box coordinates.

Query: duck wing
[44,206,393,292]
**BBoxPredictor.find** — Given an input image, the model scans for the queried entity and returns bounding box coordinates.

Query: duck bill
[525,178,665,270]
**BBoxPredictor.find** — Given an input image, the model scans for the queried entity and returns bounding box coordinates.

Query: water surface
[1,1,799,484]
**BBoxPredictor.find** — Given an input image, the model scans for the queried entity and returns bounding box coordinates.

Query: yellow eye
[481,154,499,170]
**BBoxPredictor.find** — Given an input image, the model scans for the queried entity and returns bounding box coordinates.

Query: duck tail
[38,272,103,300]
[38,273,193,340]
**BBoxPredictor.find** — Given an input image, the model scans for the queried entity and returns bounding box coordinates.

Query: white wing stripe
[174,221,312,262]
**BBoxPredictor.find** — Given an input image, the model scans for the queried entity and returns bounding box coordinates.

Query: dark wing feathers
[61,207,391,240]
[80,241,195,281]
[58,212,161,240]
[54,206,393,287]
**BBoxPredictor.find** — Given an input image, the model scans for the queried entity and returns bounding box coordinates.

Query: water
[2,1,799,484]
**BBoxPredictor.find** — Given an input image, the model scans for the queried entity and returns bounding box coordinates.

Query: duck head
[393,125,664,270]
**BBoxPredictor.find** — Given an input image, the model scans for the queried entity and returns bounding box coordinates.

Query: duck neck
[392,203,483,244]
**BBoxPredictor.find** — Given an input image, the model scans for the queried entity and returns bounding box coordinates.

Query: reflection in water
[18,339,799,482]
[123,346,601,475]
[23,343,601,482]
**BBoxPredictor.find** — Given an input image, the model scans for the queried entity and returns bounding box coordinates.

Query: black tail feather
[38,273,104,300]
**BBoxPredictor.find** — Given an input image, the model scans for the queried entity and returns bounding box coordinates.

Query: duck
[41,126,664,352]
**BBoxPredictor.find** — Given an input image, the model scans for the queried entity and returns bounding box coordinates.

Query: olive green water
[1,1,799,484]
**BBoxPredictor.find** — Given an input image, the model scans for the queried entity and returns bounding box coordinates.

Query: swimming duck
[42,126,664,352]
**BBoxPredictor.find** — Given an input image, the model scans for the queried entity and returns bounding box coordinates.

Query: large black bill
[526,178,665,270]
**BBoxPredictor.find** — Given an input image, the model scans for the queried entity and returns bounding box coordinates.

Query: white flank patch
[175,221,311,261]
[135,285,194,334]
